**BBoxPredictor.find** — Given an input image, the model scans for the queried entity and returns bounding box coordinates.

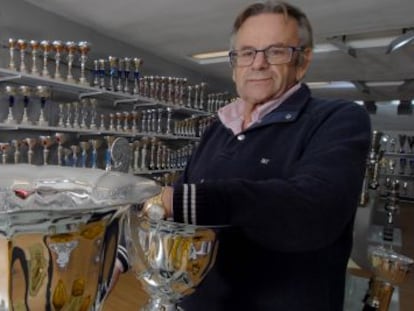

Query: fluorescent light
[307,81,355,89]
[192,51,229,59]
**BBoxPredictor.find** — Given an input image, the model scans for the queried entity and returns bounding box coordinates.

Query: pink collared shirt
[218,83,301,135]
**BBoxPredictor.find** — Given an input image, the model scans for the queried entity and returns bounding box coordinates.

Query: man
[117,1,371,310]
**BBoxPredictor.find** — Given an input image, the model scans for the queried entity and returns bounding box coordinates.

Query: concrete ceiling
[17,0,414,101]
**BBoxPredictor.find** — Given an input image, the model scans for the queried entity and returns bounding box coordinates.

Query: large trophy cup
[362,246,413,311]
[125,207,219,311]
[0,164,159,311]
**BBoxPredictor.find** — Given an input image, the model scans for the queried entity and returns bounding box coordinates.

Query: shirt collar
[218,83,302,135]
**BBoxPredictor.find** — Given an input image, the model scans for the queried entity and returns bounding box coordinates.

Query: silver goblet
[125,212,219,311]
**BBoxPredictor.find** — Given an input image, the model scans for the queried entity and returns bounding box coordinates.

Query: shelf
[383,152,414,158]
[0,67,212,116]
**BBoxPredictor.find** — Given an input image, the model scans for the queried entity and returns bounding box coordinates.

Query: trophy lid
[0,164,160,212]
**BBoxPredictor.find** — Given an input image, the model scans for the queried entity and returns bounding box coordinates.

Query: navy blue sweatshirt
[172,84,371,311]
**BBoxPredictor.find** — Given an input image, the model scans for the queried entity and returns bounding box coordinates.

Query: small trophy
[17,39,28,73]
[35,85,51,127]
[52,40,64,80]
[40,40,52,78]
[55,133,68,166]
[39,135,52,165]
[24,137,37,165]
[30,40,40,75]
[124,57,131,93]
[8,38,17,71]
[108,56,117,91]
[65,41,77,83]
[78,41,90,85]
[133,58,143,95]
[19,85,32,125]
[4,85,17,124]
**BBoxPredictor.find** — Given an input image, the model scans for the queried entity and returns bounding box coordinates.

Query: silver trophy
[0,164,160,311]
[125,211,219,311]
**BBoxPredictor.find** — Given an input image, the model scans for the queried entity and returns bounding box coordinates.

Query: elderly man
[117,1,371,310]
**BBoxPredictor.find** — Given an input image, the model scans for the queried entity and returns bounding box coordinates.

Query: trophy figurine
[55,133,68,166]
[19,85,32,125]
[78,41,91,85]
[124,57,131,93]
[125,211,219,311]
[39,135,53,165]
[8,38,17,70]
[65,41,77,83]
[40,40,52,78]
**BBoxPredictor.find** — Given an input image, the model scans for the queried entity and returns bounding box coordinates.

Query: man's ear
[296,48,313,81]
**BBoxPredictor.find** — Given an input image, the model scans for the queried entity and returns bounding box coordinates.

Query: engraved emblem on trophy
[125,212,219,311]
[8,38,17,71]
[40,40,52,78]
[17,39,28,73]
[52,40,64,80]
[78,41,91,85]
[65,41,77,83]
[30,40,40,75]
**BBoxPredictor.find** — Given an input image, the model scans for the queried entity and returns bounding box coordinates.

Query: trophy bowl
[125,207,219,311]
[0,164,160,311]
[369,246,414,285]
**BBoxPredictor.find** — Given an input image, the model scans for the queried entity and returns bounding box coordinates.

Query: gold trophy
[363,246,413,311]
[0,164,159,311]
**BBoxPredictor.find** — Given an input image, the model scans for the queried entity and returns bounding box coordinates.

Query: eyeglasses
[229,45,305,67]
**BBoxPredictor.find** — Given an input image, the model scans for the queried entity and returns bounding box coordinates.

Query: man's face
[232,13,311,107]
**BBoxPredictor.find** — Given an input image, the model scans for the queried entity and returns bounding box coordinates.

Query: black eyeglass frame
[228,45,305,67]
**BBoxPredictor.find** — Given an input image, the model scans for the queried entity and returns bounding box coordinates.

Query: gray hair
[230,1,313,49]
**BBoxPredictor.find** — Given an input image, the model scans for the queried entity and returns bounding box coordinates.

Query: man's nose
[251,50,269,69]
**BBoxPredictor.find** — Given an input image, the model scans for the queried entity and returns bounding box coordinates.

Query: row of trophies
[359,130,414,311]
[382,134,414,154]
[0,134,197,174]
[0,85,217,137]
[381,157,414,176]
[8,38,91,85]
[7,38,233,114]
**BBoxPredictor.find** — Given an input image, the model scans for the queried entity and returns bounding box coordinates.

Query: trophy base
[141,298,183,311]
